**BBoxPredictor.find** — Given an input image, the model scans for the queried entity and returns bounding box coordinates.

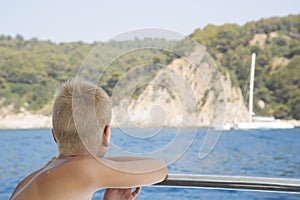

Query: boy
[10,79,167,200]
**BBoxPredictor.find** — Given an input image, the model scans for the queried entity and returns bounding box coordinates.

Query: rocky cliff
[112,49,249,128]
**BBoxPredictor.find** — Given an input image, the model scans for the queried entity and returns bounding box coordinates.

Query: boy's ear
[52,129,57,143]
[102,125,110,147]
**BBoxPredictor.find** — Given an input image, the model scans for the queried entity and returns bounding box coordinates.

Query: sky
[1,0,299,43]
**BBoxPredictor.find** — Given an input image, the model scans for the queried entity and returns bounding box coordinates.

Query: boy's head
[52,78,112,157]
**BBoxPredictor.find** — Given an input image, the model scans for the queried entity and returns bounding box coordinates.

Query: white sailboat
[235,53,294,130]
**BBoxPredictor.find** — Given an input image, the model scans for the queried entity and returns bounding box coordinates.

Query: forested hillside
[0,37,93,111]
[0,14,299,119]
[0,37,174,112]
[191,14,300,119]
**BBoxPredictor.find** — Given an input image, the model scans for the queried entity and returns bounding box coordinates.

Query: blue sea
[0,128,299,200]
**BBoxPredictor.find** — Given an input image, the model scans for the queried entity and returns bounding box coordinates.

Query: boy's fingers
[132,187,141,198]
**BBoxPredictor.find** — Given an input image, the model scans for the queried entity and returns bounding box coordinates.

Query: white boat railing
[155,174,300,194]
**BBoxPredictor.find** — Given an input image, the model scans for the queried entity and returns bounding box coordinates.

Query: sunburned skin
[10,155,167,200]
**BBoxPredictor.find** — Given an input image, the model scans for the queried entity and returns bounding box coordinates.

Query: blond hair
[52,78,111,155]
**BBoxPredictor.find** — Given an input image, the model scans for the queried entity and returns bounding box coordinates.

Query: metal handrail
[155,174,300,194]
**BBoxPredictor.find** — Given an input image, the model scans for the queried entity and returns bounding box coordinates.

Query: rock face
[222,73,249,125]
[0,106,51,129]
[112,50,249,128]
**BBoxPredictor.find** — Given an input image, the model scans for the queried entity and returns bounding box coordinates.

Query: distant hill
[190,14,300,120]
[0,14,299,120]
[0,37,175,113]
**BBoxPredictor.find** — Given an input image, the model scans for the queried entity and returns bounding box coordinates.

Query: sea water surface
[0,128,299,199]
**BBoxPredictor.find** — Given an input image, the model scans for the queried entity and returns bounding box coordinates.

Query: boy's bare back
[11,156,93,200]
[10,155,167,200]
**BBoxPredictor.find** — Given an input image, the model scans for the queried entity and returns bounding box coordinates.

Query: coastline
[0,112,52,130]
[0,113,299,130]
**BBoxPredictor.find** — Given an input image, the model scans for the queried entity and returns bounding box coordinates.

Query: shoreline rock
[0,112,299,130]
[0,112,52,129]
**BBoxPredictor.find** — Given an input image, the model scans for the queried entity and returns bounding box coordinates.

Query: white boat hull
[237,121,294,130]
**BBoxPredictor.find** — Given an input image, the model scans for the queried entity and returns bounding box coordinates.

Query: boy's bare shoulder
[60,156,116,179]
[69,156,122,171]
[65,156,108,170]
[59,156,122,189]
[10,156,107,200]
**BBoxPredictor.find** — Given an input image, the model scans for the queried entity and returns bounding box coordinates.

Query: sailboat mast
[249,53,256,122]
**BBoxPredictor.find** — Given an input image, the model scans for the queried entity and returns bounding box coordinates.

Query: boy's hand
[103,187,141,200]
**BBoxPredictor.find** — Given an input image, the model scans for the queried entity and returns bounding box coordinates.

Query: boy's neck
[58,152,89,159]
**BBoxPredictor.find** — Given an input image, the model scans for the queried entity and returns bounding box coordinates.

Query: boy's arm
[78,157,167,190]
[105,156,150,162]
